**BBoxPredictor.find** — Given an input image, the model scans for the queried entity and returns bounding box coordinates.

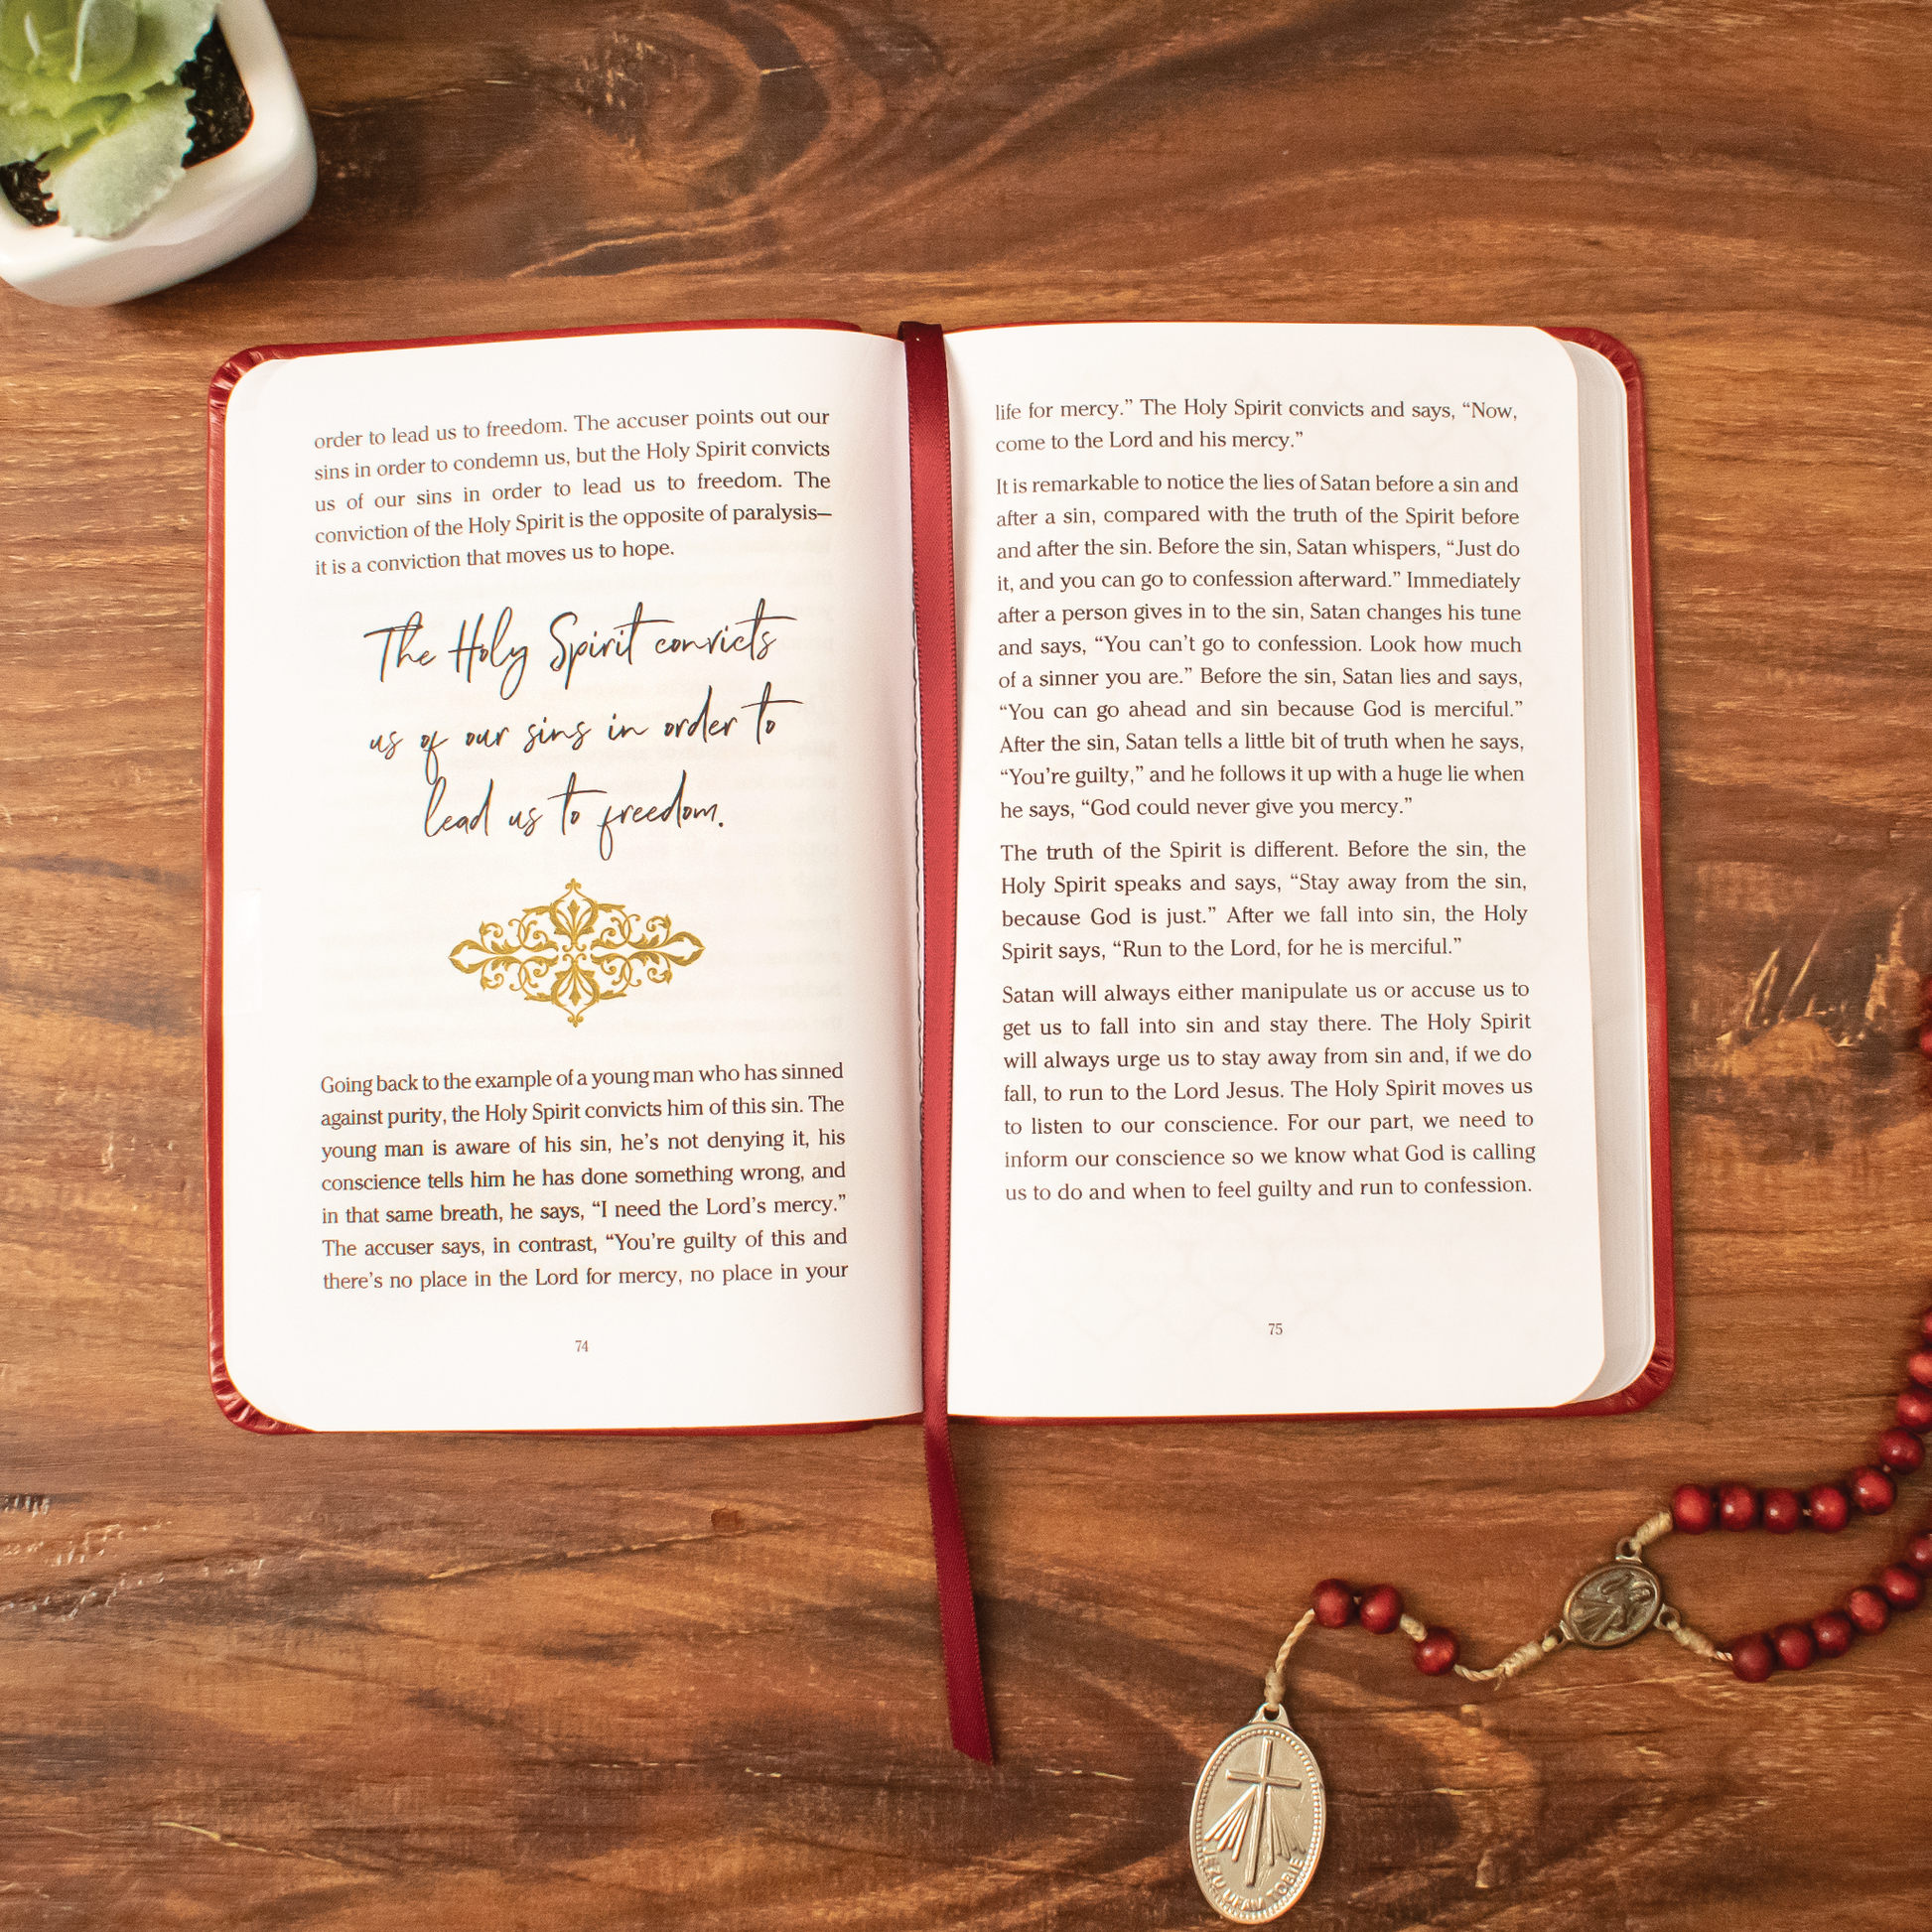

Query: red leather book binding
[207,318,1665,1766]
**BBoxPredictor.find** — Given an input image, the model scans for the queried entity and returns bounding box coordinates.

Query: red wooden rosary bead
[1760,1488,1802,1534]
[1357,1585,1404,1634]
[1849,1466,1896,1514]
[1879,1565,1924,1610]
[1898,1387,1932,1433]
[1907,1348,1932,1389]
[1717,1483,1758,1531]
[1770,1623,1815,1671]
[1811,1610,1855,1658]
[1729,1633,1776,1682]
[1878,1428,1925,1475]
[1845,1587,1891,1635]
[1806,1484,1851,1532]
[1906,1532,1932,1576]
[1671,1484,1716,1534]
[1311,1579,1356,1628]
[1413,1628,1458,1676]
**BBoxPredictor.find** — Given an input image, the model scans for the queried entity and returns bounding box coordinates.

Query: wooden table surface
[4,3,1930,1925]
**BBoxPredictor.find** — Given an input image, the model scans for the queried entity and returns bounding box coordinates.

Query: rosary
[1189,1303,1932,1922]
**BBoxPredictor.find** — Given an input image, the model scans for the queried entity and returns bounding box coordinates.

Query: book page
[217,326,921,1431]
[944,323,1607,1416]
[1564,339,1656,1402]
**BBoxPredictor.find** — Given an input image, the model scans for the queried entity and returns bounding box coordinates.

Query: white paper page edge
[1564,339,1656,1403]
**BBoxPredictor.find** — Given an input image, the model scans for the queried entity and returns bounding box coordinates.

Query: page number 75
[1267,1322,1283,1336]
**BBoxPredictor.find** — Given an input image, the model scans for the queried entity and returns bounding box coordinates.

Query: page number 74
[575,1339,590,1352]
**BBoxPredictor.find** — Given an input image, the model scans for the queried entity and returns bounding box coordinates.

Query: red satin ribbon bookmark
[899,320,993,1763]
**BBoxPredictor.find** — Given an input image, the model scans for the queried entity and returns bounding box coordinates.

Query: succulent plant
[0,0,216,237]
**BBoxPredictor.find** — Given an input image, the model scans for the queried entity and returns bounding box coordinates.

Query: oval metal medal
[1190,1709,1326,1923]
[1561,1561,1663,1649]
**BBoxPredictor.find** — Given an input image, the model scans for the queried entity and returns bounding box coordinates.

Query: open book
[207,319,1671,1754]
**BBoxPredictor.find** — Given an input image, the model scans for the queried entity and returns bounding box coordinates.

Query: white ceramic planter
[0,0,315,307]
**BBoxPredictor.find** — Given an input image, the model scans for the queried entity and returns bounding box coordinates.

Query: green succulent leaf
[0,0,213,117]
[41,76,188,236]
[0,84,121,160]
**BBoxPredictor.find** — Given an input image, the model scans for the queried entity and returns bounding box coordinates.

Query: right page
[944,323,1630,1417]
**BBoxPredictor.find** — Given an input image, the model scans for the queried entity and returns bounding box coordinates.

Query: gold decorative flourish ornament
[449,880,703,1026]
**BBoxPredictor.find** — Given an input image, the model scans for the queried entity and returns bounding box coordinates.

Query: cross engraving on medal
[1206,1732,1304,1886]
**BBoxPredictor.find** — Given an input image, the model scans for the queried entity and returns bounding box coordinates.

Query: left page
[212,325,922,1431]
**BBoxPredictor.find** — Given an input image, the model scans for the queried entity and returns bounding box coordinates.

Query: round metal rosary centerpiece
[1189,1710,1326,1922]
[1561,1558,1663,1648]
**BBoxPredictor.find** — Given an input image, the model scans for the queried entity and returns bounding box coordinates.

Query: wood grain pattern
[3,2,1930,1924]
